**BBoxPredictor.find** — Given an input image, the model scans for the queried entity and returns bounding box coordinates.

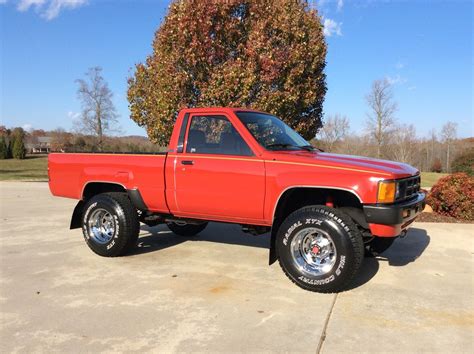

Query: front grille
[396,175,421,202]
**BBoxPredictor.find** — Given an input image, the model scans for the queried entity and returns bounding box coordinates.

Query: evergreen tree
[7,139,13,158]
[12,135,26,159]
[0,136,7,159]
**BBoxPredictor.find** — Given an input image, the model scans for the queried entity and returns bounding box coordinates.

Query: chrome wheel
[290,227,337,276]
[87,208,116,244]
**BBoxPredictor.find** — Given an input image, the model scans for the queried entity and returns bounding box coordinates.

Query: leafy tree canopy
[128,0,327,145]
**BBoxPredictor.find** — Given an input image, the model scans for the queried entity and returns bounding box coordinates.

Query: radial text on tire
[276,205,364,293]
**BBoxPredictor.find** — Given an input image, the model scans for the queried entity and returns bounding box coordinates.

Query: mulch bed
[416,212,473,223]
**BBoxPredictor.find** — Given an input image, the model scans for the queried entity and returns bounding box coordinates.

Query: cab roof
[179,107,267,115]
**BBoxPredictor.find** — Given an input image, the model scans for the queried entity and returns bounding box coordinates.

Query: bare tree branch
[441,121,458,172]
[365,78,398,158]
[318,114,350,152]
[392,124,417,164]
[74,67,119,149]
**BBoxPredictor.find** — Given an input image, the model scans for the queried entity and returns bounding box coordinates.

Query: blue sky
[1,0,472,138]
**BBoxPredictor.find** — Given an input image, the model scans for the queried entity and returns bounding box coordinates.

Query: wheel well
[71,183,130,230]
[269,187,365,265]
[82,182,126,200]
[273,187,362,223]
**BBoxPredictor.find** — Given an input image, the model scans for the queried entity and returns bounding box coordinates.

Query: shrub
[430,158,442,173]
[451,149,474,176]
[427,173,474,221]
[12,136,26,159]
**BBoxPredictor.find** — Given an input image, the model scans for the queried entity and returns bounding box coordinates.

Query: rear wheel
[277,206,364,293]
[166,221,208,237]
[82,192,139,257]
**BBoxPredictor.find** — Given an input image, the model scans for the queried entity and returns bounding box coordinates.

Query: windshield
[236,111,313,151]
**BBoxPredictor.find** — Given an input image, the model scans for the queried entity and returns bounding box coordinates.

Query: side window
[186,115,253,156]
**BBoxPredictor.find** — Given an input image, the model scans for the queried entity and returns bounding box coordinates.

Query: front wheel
[166,221,208,237]
[276,206,364,293]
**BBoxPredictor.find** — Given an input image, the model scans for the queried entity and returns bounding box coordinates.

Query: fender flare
[70,200,85,229]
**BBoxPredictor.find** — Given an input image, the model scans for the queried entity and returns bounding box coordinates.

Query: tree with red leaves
[128,0,327,146]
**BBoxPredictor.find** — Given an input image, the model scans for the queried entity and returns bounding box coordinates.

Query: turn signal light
[377,181,396,203]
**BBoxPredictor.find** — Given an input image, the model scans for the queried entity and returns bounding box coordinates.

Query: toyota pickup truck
[49,107,425,292]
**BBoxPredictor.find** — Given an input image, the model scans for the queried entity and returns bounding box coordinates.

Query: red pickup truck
[49,107,425,292]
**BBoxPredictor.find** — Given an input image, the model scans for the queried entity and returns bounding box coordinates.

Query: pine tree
[12,135,26,159]
[0,136,7,159]
[7,139,13,158]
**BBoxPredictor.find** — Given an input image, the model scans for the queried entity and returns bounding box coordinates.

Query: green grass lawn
[420,172,448,188]
[0,155,48,181]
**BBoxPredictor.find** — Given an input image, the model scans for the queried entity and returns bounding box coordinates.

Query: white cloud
[67,111,80,120]
[17,0,87,20]
[337,0,344,11]
[386,74,408,85]
[395,61,405,69]
[323,18,343,37]
[17,0,45,11]
[22,124,33,131]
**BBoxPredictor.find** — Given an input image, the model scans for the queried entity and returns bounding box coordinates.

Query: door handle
[181,160,194,165]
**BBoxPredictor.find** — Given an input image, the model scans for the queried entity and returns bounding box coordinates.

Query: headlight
[377,180,397,203]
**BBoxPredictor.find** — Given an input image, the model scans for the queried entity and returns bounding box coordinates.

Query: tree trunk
[97,108,102,150]
[446,143,450,173]
[377,115,382,158]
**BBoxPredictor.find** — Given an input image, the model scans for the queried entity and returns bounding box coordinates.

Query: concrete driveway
[1,182,473,353]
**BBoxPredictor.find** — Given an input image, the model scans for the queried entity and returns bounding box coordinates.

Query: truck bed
[48,152,169,212]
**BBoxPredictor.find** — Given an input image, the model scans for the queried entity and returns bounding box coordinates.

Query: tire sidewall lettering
[280,213,348,286]
[283,221,302,246]
[82,202,97,240]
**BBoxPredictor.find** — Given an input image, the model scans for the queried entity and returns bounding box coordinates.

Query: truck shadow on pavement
[130,223,270,256]
[347,227,430,290]
[132,224,430,291]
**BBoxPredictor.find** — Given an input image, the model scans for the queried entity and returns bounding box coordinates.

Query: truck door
[171,113,265,223]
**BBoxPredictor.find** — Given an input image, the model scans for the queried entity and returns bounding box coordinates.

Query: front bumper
[363,193,426,237]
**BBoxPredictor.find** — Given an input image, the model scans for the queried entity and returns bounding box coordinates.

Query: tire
[166,222,208,237]
[276,206,364,293]
[81,192,140,257]
[366,237,396,256]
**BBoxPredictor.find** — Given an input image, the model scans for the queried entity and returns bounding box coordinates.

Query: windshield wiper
[267,143,315,151]
[299,145,316,151]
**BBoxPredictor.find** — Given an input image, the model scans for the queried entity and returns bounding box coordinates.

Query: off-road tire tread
[83,192,139,257]
[106,192,140,254]
[277,205,364,293]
